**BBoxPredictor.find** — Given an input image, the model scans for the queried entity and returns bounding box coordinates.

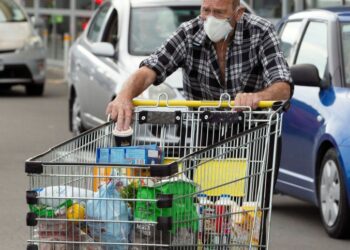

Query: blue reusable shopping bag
[86,170,130,250]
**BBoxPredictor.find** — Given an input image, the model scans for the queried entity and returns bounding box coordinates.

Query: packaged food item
[215,194,236,234]
[241,202,262,245]
[94,147,112,191]
[66,203,85,221]
[196,193,214,248]
[34,220,101,250]
[29,199,73,218]
[231,201,262,246]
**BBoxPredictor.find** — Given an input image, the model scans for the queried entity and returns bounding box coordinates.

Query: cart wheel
[318,148,350,238]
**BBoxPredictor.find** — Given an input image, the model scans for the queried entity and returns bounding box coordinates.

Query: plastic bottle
[197,193,208,245]
[215,194,233,234]
[201,195,215,248]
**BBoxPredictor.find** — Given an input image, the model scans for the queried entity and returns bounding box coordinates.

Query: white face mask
[204,15,233,42]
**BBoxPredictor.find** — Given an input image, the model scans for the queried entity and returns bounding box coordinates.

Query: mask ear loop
[224,8,240,41]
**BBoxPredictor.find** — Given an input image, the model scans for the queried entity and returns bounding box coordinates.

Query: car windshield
[0,0,26,23]
[342,23,350,85]
[129,6,200,56]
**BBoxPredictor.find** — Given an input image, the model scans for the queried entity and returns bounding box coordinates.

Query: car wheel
[319,148,350,238]
[71,95,84,135]
[26,84,44,96]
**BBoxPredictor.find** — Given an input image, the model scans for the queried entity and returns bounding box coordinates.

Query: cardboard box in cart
[93,146,162,191]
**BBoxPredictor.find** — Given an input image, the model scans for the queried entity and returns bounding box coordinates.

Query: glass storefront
[39,0,70,9]
[76,16,90,37]
[20,0,350,63]
[40,14,70,60]
[20,0,98,63]
[76,0,100,10]
[22,0,34,7]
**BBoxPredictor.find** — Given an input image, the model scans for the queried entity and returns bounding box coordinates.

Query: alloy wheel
[320,158,340,227]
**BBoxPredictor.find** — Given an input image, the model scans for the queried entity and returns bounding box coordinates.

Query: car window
[296,21,328,79]
[0,0,26,22]
[279,21,302,65]
[102,9,118,48]
[87,2,111,43]
[341,23,350,86]
[129,6,200,56]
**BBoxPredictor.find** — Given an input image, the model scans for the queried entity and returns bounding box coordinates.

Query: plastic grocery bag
[86,170,130,250]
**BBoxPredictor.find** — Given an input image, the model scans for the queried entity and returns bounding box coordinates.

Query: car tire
[318,148,350,238]
[26,83,44,96]
[71,95,85,136]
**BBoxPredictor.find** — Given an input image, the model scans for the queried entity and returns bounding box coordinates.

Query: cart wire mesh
[25,99,286,250]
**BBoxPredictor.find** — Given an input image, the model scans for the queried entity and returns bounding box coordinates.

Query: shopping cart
[25,95,287,250]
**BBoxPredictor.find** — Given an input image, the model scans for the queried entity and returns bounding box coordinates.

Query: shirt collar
[193,14,245,46]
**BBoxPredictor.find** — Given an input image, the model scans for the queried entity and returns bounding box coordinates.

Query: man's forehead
[203,0,232,4]
[202,0,233,6]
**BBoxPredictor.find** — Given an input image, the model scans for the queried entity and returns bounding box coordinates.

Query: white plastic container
[35,186,94,208]
[196,194,215,247]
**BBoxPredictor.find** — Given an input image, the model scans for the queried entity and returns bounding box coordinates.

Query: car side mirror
[91,42,116,58]
[31,16,45,29]
[290,64,322,87]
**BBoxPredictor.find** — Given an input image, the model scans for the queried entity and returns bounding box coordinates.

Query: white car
[0,0,46,95]
[68,0,254,134]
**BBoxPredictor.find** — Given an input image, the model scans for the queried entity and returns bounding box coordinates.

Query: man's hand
[106,96,134,131]
[234,92,262,110]
[105,67,157,131]
[234,82,291,109]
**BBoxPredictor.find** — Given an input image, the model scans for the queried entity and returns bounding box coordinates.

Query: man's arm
[106,66,156,131]
[235,81,291,109]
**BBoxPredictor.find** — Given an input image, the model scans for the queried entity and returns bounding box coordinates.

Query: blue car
[275,7,350,238]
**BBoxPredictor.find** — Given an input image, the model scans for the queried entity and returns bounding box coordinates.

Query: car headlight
[17,35,43,52]
[146,82,178,100]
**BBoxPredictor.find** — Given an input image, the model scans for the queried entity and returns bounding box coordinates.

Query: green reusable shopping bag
[134,180,199,233]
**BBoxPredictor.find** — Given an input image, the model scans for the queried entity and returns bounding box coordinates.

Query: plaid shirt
[140,13,292,100]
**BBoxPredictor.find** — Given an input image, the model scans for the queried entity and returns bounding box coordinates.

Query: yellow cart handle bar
[132,99,282,109]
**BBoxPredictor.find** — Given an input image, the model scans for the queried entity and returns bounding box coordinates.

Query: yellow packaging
[92,167,112,192]
[240,203,262,245]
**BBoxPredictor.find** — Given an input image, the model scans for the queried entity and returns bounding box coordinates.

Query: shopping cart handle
[132,99,282,109]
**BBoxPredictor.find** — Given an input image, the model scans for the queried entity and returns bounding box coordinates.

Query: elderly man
[107,0,292,248]
[107,0,292,130]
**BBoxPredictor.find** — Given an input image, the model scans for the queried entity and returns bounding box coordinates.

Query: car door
[87,8,121,124]
[277,20,330,202]
[77,2,112,127]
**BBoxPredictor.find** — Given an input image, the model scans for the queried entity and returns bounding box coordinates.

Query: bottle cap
[220,194,231,198]
[197,193,208,198]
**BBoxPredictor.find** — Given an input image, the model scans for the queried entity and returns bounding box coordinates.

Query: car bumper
[0,47,46,85]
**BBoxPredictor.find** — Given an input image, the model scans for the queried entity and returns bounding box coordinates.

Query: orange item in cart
[93,167,112,192]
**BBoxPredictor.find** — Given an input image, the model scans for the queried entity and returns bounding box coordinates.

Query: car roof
[129,0,254,13]
[130,0,201,7]
[287,7,350,22]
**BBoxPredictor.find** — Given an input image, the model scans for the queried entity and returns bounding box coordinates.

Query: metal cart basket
[25,96,286,250]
